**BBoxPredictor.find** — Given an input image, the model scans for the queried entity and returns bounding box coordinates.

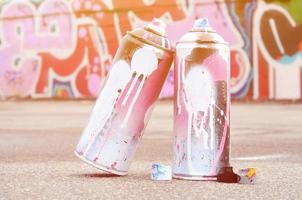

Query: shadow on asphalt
[69,173,121,179]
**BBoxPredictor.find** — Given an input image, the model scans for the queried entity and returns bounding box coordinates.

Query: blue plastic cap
[193,18,211,29]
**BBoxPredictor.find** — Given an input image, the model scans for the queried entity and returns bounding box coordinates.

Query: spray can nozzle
[192,18,213,32]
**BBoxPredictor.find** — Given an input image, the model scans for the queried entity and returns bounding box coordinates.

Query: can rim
[144,25,165,37]
[127,31,175,53]
[176,29,229,46]
[176,40,228,45]
[190,29,216,33]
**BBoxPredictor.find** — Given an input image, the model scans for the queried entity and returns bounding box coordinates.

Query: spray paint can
[173,18,230,180]
[75,18,173,175]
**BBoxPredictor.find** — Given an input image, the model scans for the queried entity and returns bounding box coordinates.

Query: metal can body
[173,19,230,180]
[75,20,173,175]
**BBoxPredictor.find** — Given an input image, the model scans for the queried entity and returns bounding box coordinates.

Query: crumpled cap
[151,164,172,181]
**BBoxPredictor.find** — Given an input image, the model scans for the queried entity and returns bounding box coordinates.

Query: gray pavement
[0,101,301,200]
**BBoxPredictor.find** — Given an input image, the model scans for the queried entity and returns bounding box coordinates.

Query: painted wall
[0,0,301,100]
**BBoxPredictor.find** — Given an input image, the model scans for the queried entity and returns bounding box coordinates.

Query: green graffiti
[274,0,302,23]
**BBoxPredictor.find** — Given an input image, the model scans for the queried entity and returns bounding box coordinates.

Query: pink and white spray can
[173,19,230,180]
[75,18,173,175]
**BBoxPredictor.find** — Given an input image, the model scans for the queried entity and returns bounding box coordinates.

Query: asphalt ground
[0,100,301,200]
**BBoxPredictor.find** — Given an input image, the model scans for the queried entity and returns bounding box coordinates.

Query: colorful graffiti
[0,0,301,100]
[253,1,302,100]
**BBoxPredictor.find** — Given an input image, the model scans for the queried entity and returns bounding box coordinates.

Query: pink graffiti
[37,24,108,97]
[166,1,251,96]
[166,1,240,45]
[0,0,73,97]
[2,0,298,100]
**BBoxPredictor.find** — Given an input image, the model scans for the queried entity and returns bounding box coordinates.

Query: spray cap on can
[128,18,172,52]
[145,18,167,37]
[193,18,210,29]
[192,18,214,32]
[177,18,226,45]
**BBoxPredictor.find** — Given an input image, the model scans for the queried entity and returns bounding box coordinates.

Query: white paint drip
[183,66,215,173]
[83,60,131,155]
[176,60,181,114]
[209,105,215,150]
[176,59,185,115]
[121,47,158,127]
[186,111,194,173]
[131,47,158,75]
[184,67,212,112]
[202,122,209,150]
[192,112,201,138]
[122,75,138,105]
[122,76,146,128]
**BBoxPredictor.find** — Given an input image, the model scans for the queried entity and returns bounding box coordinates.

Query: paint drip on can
[75,18,174,175]
[173,18,231,180]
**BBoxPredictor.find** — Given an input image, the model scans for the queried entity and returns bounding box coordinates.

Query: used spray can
[173,18,230,180]
[75,18,174,175]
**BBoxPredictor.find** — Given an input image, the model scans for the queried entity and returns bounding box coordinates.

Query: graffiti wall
[0,0,301,100]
